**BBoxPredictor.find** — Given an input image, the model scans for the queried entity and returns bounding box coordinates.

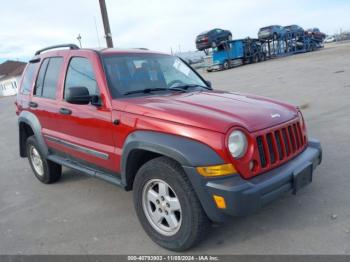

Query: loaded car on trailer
[16,44,322,251]
[284,25,304,38]
[258,25,287,40]
[195,28,232,51]
[305,28,326,41]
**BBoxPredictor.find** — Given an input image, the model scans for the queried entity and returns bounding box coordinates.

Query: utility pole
[99,0,114,48]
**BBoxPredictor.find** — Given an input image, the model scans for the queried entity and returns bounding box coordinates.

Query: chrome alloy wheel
[29,146,44,176]
[142,179,182,236]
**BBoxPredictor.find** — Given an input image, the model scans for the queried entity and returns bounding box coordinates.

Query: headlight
[228,130,248,158]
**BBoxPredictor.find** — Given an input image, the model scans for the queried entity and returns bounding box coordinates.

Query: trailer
[204,29,324,72]
[261,32,324,57]
[206,38,266,72]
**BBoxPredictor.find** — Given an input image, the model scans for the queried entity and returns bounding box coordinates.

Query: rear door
[51,52,118,173]
[29,56,64,139]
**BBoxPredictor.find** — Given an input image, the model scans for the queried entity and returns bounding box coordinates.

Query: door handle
[113,119,120,125]
[59,108,72,115]
[29,101,38,108]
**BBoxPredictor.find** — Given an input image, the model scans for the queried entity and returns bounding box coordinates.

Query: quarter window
[21,63,37,95]
[64,57,99,98]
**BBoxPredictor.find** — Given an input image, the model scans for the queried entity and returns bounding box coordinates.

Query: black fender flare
[18,111,48,157]
[121,131,224,186]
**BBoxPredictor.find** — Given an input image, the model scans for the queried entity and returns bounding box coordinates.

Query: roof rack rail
[35,44,80,55]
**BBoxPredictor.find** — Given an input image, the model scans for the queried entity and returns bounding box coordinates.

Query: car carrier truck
[206,38,266,72]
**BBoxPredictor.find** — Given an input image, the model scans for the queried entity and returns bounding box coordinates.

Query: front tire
[26,136,61,184]
[133,157,209,251]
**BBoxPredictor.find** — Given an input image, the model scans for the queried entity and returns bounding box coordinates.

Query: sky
[1,0,349,63]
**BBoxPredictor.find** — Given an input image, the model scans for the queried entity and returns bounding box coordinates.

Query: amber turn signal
[213,195,227,209]
[196,163,237,177]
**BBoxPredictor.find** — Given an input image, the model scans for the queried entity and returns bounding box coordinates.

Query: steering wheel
[167,80,184,88]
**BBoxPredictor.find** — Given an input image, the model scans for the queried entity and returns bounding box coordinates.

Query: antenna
[94,16,101,48]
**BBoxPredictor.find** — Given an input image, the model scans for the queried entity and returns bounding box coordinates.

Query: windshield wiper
[170,84,211,90]
[124,87,185,96]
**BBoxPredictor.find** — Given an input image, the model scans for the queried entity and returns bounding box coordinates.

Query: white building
[0,60,26,96]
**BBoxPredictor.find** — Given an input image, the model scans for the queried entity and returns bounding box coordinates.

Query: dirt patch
[299,103,310,110]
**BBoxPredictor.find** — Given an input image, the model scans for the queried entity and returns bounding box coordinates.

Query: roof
[0,60,26,79]
[98,48,166,56]
[260,25,281,29]
[31,46,168,60]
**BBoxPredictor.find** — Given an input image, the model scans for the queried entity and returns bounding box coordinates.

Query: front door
[51,54,118,173]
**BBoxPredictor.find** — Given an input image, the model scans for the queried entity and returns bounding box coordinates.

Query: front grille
[256,136,267,168]
[274,130,283,160]
[255,121,306,173]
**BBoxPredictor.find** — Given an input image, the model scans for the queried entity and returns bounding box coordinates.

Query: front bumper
[184,138,322,223]
[196,42,211,50]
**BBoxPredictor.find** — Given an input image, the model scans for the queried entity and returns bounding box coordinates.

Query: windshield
[199,30,209,35]
[102,54,207,98]
[260,26,273,31]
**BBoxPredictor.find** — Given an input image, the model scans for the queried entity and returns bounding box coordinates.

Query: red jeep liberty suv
[16,44,322,251]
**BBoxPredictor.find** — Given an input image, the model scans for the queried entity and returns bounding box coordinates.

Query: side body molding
[121,131,224,186]
[18,111,48,157]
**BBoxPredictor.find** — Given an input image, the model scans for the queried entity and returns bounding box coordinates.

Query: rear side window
[34,57,63,99]
[64,57,99,98]
[21,63,38,95]
[35,59,49,96]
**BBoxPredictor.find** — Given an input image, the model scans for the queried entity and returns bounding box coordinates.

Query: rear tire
[133,157,210,251]
[253,54,259,63]
[26,136,61,184]
[223,61,229,70]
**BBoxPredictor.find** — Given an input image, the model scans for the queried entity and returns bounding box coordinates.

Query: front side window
[34,59,49,96]
[103,54,207,98]
[64,57,99,98]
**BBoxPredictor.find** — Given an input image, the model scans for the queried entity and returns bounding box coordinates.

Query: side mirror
[65,87,101,106]
[66,86,91,105]
[205,80,212,88]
